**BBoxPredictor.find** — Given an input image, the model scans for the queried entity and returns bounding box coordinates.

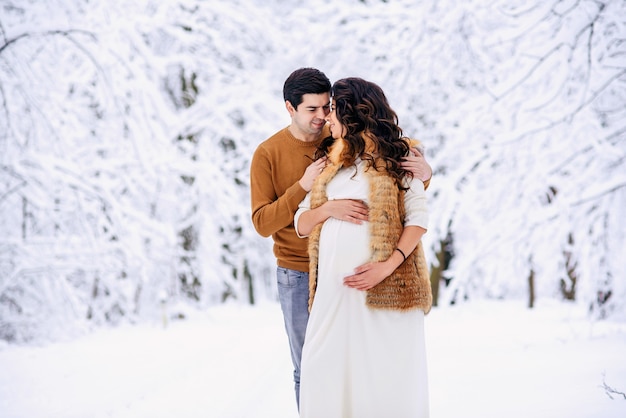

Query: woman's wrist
[389,248,406,270]
[395,248,407,262]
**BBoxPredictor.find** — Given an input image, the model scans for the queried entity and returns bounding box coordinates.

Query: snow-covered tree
[417,0,626,316]
[1,0,624,342]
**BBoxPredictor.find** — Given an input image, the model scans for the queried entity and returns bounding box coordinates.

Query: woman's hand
[343,261,394,290]
[343,250,404,290]
[325,199,369,224]
[297,198,369,237]
[298,158,327,192]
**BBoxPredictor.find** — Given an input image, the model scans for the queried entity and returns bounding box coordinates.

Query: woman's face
[326,100,346,139]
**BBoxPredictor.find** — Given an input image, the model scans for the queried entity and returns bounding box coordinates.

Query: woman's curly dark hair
[316,77,413,189]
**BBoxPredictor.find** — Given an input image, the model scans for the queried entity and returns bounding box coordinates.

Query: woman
[295,77,431,418]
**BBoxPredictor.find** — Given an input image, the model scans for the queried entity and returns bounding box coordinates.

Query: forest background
[1,0,625,343]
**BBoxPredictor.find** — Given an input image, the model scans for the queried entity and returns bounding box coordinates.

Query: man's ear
[285,100,296,116]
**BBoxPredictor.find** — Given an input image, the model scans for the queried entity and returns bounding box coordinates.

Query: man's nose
[316,107,329,119]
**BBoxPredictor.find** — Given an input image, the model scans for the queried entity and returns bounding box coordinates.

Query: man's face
[287,93,330,140]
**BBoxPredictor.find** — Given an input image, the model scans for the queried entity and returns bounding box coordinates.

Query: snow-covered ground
[1,300,625,418]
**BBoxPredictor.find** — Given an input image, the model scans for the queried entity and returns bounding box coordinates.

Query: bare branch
[0,166,27,205]
[601,373,626,400]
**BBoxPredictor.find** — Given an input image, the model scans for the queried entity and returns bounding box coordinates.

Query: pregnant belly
[318,218,371,277]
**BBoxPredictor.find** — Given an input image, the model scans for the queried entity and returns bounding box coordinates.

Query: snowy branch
[0,29,96,55]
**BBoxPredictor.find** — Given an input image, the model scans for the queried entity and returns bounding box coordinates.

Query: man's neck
[288,125,320,143]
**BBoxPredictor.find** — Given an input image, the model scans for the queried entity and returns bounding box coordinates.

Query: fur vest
[307,138,432,313]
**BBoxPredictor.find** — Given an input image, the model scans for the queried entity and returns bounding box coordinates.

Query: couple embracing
[250,68,432,418]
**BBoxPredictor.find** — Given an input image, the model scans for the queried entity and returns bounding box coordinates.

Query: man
[249,68,432,408]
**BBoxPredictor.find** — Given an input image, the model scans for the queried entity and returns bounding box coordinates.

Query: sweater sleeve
[293,192,312,238]
[250,146,308,238]
[403,177,429,229]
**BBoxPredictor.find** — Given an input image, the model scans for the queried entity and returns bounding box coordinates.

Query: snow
[1,0,625,415]
[1,300,625,418]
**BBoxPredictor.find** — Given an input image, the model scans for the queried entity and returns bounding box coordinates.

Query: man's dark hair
[283,67,331,109]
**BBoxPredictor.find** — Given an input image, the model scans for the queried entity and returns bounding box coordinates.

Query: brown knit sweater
[307,138,432,313]
[250,126,330,272]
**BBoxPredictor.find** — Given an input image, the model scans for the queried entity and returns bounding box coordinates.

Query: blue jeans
[276,267,310,409]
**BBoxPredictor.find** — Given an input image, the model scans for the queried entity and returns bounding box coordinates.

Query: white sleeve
[403,177,429,229]
[294,192,312,238]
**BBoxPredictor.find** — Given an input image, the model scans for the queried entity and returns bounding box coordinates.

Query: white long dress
[295,160,430,418]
